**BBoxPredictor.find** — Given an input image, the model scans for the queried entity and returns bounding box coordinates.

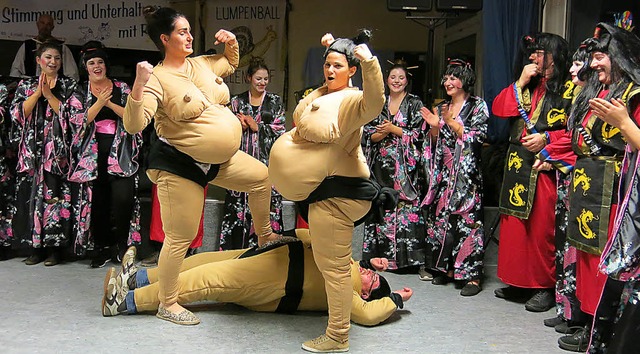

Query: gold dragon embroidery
[509,183,527,207]
[572,168,591,196]
[577,209,599,240]
[508,152,523,173]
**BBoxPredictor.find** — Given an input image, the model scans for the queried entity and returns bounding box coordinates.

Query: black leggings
[92,133,135,250]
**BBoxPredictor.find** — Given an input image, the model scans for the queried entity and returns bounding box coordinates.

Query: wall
[287,0,431,118]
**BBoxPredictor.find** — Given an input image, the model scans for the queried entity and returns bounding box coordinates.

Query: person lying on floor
[102,229,412,326]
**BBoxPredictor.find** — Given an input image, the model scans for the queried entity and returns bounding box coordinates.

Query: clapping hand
[95,87,113,107]
[420,106,440,128]
[375,120,394,135]
[589,97,630,129]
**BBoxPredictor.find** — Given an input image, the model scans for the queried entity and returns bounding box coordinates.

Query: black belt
[147,139,220,187]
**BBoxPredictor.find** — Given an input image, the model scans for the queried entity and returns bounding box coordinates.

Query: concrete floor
[0,206,569,353]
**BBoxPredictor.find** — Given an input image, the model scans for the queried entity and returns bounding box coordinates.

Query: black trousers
[92,133,135,251]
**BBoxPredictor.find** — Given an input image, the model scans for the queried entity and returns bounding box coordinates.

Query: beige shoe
[301,334,349,353]
[102,267,126,316]
[118,246,137,291]
[156,306,200,325]
[418,267,434,281]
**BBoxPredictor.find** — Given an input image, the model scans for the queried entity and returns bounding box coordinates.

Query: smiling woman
[68,40,143,269]
[10,40,83,266]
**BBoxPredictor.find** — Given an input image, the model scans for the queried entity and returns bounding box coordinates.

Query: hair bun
[143,5,160,20]
[249,56,266,67]
[353,29,372,45]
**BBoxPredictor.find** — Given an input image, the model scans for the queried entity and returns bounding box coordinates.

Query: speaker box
[387,0,432,12]
[435,0,482,11]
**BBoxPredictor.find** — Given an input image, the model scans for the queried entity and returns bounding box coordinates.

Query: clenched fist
[353,44,372,61]
[135,61,154,86]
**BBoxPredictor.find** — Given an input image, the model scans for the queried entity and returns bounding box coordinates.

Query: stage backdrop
[205,0,287,97]
[0,0,169,50]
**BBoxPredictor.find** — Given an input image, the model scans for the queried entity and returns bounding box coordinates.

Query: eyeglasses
[366,272,380,295]
[533,50,546,57]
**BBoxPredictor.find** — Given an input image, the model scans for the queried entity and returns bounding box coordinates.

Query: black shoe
[43,249,61,266]
[544,316,565,328]
[24,249,44,265]
[432,274,454,285]
[140,251,159,267]
[91,249,111,269]
[460,281,482,296]
[558,327,589,352]
[494,286,530,300]
[555,322,582,335]
[525,289,555,312]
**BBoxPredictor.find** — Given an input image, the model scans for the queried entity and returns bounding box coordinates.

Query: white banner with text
[0,1,169,50]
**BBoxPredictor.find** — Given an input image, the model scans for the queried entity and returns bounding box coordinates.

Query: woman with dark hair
[10,40,81,265]
[567,23,640,353]
[220,57,285,250]
[361,59,426,271]
[69,41,142,268]
[492,33,575,311]
[119,6,278,325]
[268,31,385,352]
[420,58,488,296]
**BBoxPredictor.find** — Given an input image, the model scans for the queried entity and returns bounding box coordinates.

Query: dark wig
[367,274,391,301]
[143,6,186,54]
[572,45,590,83]
[387,58,411,92]
[513,32,570,95]
[35,40,62,58]
[79,40,110,77]
[570,23,640,129]
[442,57,476,94]
[246,57,269,79]
[324,29,372,67]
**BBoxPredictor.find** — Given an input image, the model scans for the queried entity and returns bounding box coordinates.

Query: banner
[0,1,169,50]
[205,0,287,97]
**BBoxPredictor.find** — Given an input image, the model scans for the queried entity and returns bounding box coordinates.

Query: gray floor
[0,207,568,353]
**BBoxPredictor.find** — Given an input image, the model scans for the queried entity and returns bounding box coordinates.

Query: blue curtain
[482,0,539,143]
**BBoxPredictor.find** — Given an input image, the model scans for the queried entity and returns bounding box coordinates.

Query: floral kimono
[68,80,143,252]
[361,93,426,270]
[219,91,286,249]
[9,76,79,250]
[0,81,14,247]
[420,96,488,280]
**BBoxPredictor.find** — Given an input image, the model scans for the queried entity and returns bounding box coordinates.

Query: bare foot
[257,232,281,246]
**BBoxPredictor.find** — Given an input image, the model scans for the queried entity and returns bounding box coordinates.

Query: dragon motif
[547,108,567,126]
[577,209,599,240]
[601,123,620,143]
[508,183,527,207]
[572,168,591,196]
[508,152,523,173]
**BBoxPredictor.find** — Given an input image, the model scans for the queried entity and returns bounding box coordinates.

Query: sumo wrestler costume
[106,235,404,326]
[268,53,386,341]
[123,41,272,307]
